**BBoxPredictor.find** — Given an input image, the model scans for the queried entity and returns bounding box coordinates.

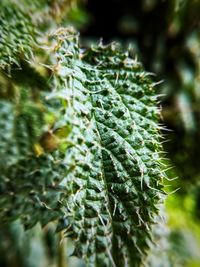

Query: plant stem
[58,231,67,267]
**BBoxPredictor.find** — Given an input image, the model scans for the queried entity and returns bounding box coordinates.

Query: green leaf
[51,28,165,267]
[0,91,66,229]
[0,25,166,266]
[0,2,36,71]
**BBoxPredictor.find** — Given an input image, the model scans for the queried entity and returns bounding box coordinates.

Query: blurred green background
[1,0,200,266]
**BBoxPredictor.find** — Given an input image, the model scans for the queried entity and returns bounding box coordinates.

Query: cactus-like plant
[0,2,167,267]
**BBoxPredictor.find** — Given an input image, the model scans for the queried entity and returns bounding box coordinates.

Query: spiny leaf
[0,2,36,71]
[0,87,66,228]
[0,25,167,266]
[0,0,78,72]
[50,28,165,267]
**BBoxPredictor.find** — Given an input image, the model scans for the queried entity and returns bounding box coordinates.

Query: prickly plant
[0,2,167,267]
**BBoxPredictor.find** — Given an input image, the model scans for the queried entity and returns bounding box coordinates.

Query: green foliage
[0,0,78,72]
[0,1,167,266]
[83,5,200,259]
[84,0,200,189]
[38,28,165,266]
[49,28,165,267]
[0,2,35,71]
[0,88,65,228]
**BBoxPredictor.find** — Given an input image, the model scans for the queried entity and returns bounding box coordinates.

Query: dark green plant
[0,1,168,266]
[83,0,200,193]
